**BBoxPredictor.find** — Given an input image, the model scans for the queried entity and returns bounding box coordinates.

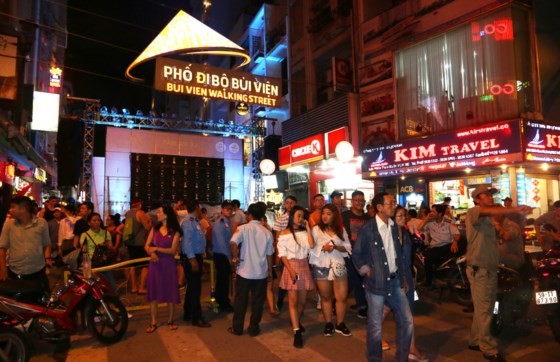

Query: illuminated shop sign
[471,18,514,42]
[524,121,560,163]
[155,58,282,107]
[279,128,349,169]
[49,66,62,87]
[363,120,522,177]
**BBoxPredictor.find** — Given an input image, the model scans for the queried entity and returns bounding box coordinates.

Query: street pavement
[29,278,559,361]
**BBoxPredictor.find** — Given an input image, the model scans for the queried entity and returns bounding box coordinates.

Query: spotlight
[136,110,144,116]
[100,106,108,114]
[122,108,130,115]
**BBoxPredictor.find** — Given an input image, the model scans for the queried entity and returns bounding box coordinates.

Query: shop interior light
[465,168,472,173]
[400,176,406,180]
[542,163,549,171]
[500,164,508,170]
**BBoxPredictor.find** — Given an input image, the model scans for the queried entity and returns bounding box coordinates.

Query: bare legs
[287,290,308,329]
[316,277,348,324]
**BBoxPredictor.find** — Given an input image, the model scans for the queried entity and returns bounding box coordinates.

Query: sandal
[167,322,178,331]
[146,324,158,333]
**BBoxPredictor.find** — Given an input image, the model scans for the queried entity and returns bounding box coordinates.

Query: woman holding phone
[278,205,315,348]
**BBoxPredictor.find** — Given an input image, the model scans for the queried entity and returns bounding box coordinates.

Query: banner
[362,119,522,176]
[155,58,282,107]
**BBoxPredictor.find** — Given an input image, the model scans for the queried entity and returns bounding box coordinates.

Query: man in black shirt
[73,201,94,249]
[341,190,370,318]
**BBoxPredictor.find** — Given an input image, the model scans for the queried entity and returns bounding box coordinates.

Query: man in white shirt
[228,203,274,337]
[418,204,460,287]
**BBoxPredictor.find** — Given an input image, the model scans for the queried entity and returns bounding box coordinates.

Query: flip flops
[146,324,158,333]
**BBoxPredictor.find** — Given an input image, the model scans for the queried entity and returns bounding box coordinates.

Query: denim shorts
[312,265,332,280]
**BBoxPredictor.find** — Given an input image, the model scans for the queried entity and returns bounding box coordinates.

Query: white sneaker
[408,352,428,362]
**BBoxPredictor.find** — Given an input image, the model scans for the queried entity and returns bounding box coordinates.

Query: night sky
[64,0,255,112]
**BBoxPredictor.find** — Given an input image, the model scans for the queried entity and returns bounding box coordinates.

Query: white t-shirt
[231,220,274,279]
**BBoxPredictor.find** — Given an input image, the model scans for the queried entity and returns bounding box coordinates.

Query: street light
[259,159,276,175]
[335,141,354,163]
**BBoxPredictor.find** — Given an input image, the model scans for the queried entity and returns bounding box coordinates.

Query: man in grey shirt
[0,196,53,292]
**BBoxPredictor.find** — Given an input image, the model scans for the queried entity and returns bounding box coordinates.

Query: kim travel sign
[155,58,282,107]
[362,119,523,177]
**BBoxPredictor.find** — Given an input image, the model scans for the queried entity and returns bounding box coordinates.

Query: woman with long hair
[309,204,352,337]
[278,205,315,348]
[387,205,426,361]
[105,214,122,260]
[144,205,183,333]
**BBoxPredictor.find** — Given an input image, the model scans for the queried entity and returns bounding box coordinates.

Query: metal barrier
[63,257,216,312]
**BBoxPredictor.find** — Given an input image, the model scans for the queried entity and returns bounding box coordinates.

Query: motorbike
[413,245,472,307]
[0,326,27,362]
[0,265,128,349]
[489,254,534,337]
[534,249,560,342]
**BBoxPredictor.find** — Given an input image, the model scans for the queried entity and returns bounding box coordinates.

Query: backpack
[122,214,136,246]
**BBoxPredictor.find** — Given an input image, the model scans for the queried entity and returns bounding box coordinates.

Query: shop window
[395,8,534,138]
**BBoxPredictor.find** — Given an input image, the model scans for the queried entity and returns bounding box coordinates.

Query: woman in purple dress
[144,205,183,333]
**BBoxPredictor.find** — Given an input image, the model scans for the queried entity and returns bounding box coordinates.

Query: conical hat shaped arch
[126,10,251,81]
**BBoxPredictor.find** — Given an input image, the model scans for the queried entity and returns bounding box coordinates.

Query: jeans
[365,278,413,362]
[345,257,367,309]
[231,275,267,334]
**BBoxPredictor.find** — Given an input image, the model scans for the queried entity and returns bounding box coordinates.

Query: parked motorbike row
[413,244,559,342]
[0,259,128,361]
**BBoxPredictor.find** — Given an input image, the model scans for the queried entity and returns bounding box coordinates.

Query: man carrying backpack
[123,198,152,294]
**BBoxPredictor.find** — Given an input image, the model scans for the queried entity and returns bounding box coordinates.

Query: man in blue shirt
[181,199,210,327]
[213,200,234,313]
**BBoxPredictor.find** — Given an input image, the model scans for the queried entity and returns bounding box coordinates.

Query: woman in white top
[278,205,314,348]
[310,204,353,337]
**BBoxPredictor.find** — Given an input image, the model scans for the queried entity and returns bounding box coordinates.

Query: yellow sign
[155,58,282,107]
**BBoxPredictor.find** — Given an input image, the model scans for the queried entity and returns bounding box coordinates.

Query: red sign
[290,134,324,165]
[326,127,348,156]
[279,146,291,170]
[363,120,523,176]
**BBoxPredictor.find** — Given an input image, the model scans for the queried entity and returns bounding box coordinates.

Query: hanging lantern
[259,159,276,175]
[335,141,354,163]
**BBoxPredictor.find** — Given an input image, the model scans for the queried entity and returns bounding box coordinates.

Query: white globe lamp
[259,159,276,175]
[335,141,354,163]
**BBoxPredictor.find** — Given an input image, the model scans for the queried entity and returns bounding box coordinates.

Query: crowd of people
[0,188,549,361]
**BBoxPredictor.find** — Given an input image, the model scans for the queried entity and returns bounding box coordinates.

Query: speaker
[263,135,282,168]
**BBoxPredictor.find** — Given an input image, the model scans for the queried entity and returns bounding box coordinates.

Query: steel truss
[67,97,270,202]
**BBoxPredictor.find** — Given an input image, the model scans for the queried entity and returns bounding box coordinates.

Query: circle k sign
[292,139,322,158]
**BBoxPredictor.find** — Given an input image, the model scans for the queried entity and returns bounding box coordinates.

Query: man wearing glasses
[352,192,413,362]
[342,190,370,319]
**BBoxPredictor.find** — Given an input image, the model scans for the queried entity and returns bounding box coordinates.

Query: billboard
[362,119,523,177]
[155,58,282,107]
[31,91,60,132]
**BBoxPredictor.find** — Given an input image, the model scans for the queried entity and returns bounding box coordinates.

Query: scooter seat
[0,279,45,301]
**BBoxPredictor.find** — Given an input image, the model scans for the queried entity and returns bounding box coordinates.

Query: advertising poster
[362,119,523,176]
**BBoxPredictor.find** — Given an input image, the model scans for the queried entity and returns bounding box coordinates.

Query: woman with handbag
[79,212,116,289]
[310,204,353,338]
[278,205,315,348]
